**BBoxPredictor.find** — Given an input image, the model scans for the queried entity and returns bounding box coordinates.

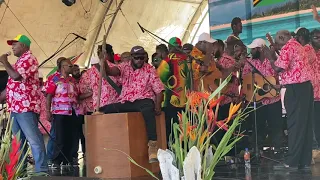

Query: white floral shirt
[6,51,41,113]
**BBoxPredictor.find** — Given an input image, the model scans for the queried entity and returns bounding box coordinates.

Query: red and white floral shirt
[217,53,240,105]
[117,61,164,103]
[38,88,51,134]
[6,51,41,113]
[242,58,280,105]
[79,70,94,113]
[304,44,318,99]
[89,63,120,109]
[274,39,310,85]
[46,74,79,115]
[313,50,320,101]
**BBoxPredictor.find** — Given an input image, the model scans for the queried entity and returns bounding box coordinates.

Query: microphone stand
[38,36,80,68]
[245,59,279,164]
[137,22,205,91]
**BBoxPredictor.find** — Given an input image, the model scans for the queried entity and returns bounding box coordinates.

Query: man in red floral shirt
[46,57,79,168]
[311,29,320,156]
[242,38,282,153]
[214,39,245,149]
[264,30,313,170]
[100,46,164,163]
[86,44,120,110]
[0,35,48,172]
[43,58,63,166]
[293,28,319,162]
[217,39,245,118]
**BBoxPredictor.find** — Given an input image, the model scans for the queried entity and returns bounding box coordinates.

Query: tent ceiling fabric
[0,0,204,76]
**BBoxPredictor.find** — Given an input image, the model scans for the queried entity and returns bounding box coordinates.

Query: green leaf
[207,74,232,104]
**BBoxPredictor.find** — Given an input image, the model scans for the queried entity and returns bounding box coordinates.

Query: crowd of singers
[0,9,320,173]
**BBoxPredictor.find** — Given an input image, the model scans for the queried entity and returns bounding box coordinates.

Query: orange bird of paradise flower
[226,102,242,123]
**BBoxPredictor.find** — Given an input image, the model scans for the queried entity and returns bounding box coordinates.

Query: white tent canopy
[0,0,208,77]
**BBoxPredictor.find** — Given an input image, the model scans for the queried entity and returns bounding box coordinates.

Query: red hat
[114,53,121,61]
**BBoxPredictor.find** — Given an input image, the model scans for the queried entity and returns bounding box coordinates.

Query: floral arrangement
[156,75,250,180]
[0,117,30,180]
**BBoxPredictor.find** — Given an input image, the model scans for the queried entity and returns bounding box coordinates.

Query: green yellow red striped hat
[169,37,182,47]
[7,34,31,47]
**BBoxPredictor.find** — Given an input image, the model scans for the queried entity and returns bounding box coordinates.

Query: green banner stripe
[255,0,286,7]
[45,52,83,78]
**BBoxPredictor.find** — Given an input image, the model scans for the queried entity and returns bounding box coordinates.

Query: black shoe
[273,164,298,171]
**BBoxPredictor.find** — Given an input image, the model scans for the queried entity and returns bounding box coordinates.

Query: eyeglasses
[133,56,145,61]
[312,36,320,40]
[152,58,161,62]
[63,65,73,68]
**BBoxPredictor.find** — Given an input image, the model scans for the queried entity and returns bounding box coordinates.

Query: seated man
[100,46,164,163]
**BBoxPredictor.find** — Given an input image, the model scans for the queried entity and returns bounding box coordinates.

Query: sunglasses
[133,56,145,60]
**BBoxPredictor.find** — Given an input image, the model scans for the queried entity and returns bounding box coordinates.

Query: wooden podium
[85,112,166,179]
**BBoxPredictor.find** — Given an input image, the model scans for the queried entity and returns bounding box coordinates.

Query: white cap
[39,72,43,78]
[198,33,217,43]
[90,56,100,65]
[247,38,266,49]
[294,27,302,34]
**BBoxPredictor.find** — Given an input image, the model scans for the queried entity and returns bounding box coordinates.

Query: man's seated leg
[119,99,158,163]
[99,103,121,114]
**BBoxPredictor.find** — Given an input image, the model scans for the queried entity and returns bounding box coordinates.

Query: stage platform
[31,160,320,180]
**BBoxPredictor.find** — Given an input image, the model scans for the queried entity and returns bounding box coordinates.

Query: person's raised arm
[312,5,320,23]
[262,46,283,73]
[104,61,121,76]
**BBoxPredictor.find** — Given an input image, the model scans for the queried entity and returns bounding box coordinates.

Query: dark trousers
[285,81,313,166]
[211,103,231,146]
[313,102,320,149]
[163,106,184,146]
[250,101,283,149]
[72,115,84,159]
[100,99,157,141]
[212,103,249,155]
[52,112,77,164]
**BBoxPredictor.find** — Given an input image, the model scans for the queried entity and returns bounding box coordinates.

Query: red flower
[209,96,225,109]
[5,136,21,180]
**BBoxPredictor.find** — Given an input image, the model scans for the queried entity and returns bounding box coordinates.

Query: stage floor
[41,160,320,180]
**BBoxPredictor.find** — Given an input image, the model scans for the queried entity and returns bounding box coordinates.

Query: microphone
[6,52,11,56]
[137,22,145,33]
[71,33,86,41]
